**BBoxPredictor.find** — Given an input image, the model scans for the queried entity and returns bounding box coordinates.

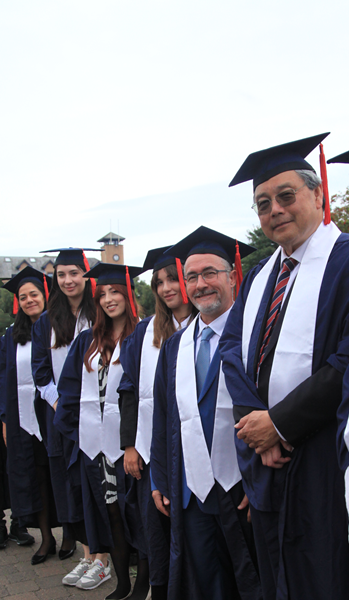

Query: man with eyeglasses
[150,227,262,600]
[220,133,349,600]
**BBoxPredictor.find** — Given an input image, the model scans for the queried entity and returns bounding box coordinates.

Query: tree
[330,187,349,233]
[134,277,155,318]
[241,227,278,276]
[0,283,14,335]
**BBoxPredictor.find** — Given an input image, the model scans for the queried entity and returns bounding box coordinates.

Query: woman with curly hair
[55,263,149,599]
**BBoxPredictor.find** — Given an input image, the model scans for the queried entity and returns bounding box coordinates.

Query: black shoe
[9,522,35,546]
[59,541,76,560]
[0,524,8,550]
[31,537,56,565]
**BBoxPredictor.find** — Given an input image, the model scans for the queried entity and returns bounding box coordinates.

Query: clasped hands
[235,411,293,469]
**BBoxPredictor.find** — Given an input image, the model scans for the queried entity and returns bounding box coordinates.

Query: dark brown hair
[12,281,46,346]
[84,284,138,372]
[47,266,96,349]
[150,263,197,349]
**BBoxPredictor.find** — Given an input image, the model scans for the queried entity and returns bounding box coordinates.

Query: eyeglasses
[185,269,229,285]
[252,183,306,215]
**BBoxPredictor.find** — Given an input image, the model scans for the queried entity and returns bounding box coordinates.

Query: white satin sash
[242,221,341,408]
[135,317,160,464]
[51,313,89,384]
[79,344,124,463]
[176,316,241,503]
[16,342,42,440]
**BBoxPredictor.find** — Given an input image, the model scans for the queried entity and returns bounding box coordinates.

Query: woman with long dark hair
[31,248,97,564]
[55,263,149,599]
[118,248,197,600]
[0,267,59,563]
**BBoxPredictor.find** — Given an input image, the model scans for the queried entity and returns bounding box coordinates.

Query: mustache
[193,290,217,299]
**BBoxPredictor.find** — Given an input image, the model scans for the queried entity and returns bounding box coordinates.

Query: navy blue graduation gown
[31,311,82,524]
[151,328,262,600]
[54,328,146,556]
[220,234,349,600]
[0,336,10,514]
[0,327,58,527]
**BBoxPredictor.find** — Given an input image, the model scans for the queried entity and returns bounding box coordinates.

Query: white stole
[242,221,341,408]
[135,317,160,464]
[51,313,89,384]
[16,342,42,440]
[79,344,124,463]
[176,316,241,503]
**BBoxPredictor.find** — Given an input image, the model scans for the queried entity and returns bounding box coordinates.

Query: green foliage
[330,187,349,233]
[134,277,155,318]
[0,283,14,336]
[241,227,278,276]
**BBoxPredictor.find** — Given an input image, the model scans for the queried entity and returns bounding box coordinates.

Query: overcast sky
[1,0,349,275]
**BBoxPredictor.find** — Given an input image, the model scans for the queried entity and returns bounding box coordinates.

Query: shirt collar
[172,313,191,331]
[197,305,232,339]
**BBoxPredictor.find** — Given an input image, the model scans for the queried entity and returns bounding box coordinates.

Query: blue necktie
[195,326,214,397]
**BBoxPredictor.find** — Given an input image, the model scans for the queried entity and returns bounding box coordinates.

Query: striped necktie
[257,257,298,373]
[196,326,214,397]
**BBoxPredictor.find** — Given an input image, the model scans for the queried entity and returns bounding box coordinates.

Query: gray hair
[295,169,325,209]
[295,169,322,190]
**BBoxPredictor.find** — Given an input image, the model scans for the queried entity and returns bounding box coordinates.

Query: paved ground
[0,510,137,600]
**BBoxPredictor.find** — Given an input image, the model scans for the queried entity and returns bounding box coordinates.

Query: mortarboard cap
[327,151,349,165]
[40,247,101,268]
[142,247,188,304]
[3,266,51,295]
[229,132,330,190]
[142,246,179,274]
[83,262,143,288]
[3,266,51,314]
[84,263,143,318]
[164,226,255,265]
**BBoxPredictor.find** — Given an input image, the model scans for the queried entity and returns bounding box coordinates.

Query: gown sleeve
[0,334,7,422]
[31,312,58,406]
[54,329,92,443]
[151,340,170,500]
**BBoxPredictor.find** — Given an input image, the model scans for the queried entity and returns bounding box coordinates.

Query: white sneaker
[62,558,92,586]
[76,558,111,590]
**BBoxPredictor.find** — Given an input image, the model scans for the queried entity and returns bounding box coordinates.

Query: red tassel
[235,240,243,297]
[175,258,188,304]
[319,143,331,225]
[82,250,96,297]
[13,295,19,315]
[126,266,137,318]
[43,275,49,301]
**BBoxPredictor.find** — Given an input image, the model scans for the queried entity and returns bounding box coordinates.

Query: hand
[235,411,279,453]
[152,490,170,517]
[237,493,251,523]
[52,400,58,412]
[260,442,291,469]
[2,422,6,447]
[124,447,143,480]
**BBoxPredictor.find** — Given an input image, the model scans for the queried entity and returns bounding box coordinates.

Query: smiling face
[55,264,86,301]
[18,282,45,323]
[99,285,126,321]
[255,170,323,255]
[184,254,236,324]
[155,267,183,311]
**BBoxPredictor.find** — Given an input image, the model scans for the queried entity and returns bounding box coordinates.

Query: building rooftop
[0,255,99,282]
[97,232,125,244]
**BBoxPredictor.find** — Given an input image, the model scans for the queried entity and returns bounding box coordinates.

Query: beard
[192,291,221,315]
